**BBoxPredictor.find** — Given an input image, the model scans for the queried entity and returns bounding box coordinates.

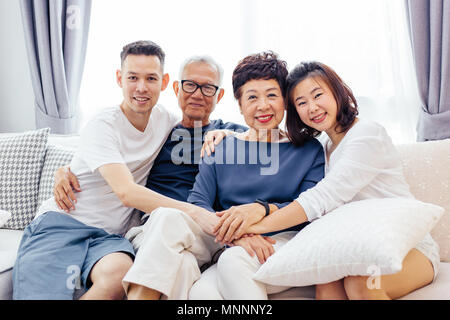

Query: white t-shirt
[38,104,179,235]
[296,119,413,222]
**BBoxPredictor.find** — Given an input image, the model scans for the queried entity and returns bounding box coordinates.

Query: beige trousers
[122,207,221,300]
[189,231,296,300]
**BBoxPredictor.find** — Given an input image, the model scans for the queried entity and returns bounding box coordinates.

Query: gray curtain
[20,0,92,134]
[406,0,450,141]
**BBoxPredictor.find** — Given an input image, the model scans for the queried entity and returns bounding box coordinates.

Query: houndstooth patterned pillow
[0,128,50,230]
[37,145,75,207]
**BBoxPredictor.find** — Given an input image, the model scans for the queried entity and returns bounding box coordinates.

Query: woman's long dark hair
[285,61,358,146]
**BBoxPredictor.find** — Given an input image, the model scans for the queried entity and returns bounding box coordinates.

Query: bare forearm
[98,163,206,224]
[249,201,309,234]
[120,183,197,215]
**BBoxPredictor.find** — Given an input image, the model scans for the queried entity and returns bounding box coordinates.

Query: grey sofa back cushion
[0,128,50,230]
[37,145,75,208]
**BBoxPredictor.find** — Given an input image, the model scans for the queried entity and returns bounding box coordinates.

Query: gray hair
[178,55,224,86]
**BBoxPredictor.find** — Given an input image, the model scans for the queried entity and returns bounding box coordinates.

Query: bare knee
[90,252,133,299]
[315,280,347,300]
[94,252,133,279]
[315,284,335,300]
[344,276,389,300]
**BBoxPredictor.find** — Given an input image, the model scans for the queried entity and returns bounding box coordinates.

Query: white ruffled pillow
[0,210,11,228]
[254,198,444,287]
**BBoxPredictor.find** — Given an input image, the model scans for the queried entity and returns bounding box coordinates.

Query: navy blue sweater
[145,119,247,202]
[187,135,325,234]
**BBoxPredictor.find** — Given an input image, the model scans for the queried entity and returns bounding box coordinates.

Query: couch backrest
[396,138,450,262]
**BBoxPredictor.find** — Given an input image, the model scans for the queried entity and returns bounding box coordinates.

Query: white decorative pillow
[0,210,11,227]
[254,198,444,287]
[0,128,50,230]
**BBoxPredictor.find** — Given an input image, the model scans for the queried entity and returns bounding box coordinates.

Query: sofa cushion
[37,145,75,207]
[396,138,450,262]
[399,261,450,300]
[268,285,315,300]
[0,128,50,230]
[266,262,450,300]
[0,229,24,300]
[0,229,24,272]
[0,269,13,300]
[254,198,444,287]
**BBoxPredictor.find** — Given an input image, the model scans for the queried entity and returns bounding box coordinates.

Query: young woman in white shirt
[212,61,440,300]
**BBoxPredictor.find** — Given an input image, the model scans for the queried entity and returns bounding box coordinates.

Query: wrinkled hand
[54,166,81,212]
[213,203,265,245]
[233,234,276,264]
[186,206,221,237]
[200,129,234,158]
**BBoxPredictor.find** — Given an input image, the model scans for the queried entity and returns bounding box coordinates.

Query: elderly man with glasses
[142,56,248,202]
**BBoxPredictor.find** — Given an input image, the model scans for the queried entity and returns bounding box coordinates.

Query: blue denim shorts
[12,211,135,300]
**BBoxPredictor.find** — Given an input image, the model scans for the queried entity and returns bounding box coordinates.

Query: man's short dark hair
[120,40,166,69]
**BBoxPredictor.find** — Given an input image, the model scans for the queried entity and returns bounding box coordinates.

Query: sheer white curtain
[79,0,420,143]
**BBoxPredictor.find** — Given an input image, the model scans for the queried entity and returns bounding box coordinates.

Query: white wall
[0,0,35,133]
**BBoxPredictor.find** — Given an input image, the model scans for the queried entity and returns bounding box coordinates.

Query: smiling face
[239,79,285,134]
[117,54,169,119]
[291,76,339,135]
[174,61,224,128]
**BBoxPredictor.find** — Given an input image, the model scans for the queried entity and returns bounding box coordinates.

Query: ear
[161,73,170,91]
[173,80,180,96]
[116,69,123,88]
[216,88,225,104]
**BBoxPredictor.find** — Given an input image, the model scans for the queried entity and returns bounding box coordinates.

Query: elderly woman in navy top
[121,52,324,300]
[186,52,324,299]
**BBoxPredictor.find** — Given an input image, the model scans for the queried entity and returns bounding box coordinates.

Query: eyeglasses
[181,80,219,97]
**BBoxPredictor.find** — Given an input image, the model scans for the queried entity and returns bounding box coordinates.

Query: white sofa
[0,131,449,300]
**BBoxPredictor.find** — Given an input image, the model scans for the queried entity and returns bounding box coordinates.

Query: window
[79,0,420,143]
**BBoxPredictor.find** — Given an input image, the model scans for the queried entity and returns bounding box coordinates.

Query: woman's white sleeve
[296,133,388,221]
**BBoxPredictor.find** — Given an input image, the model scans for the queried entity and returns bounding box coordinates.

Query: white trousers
[189,231,296,300]
[122,207,221,300]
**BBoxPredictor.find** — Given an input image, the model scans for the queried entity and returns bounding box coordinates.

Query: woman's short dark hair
[232,51,288,101]
[120,40,165,69]
[285,61,358,146]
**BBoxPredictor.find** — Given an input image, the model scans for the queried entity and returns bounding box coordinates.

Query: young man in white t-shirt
[12,40,214,300]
